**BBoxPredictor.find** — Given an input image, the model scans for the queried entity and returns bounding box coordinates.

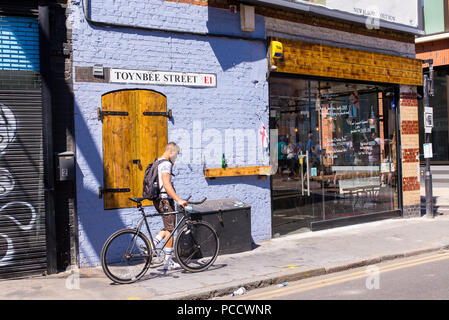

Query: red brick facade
[399,89,421,216]
[400,99,419,107]
[165,0,208,6]
[416,39,449,67]
[403,176,420,192]
[401,121,420,135]
[402,148,420,163]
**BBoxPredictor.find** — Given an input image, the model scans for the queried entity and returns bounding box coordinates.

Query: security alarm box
[271,41,283,59]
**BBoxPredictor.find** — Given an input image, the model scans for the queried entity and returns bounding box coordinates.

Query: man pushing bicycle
[102,142,219,283]
[151,142,188,270]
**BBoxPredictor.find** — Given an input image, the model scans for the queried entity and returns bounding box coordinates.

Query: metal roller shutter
[0,89,46,278]
[0,14,46,278]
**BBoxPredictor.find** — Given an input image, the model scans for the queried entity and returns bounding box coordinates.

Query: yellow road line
[254,254,449,300]
[257,255,449,300]
[238,252,449,300]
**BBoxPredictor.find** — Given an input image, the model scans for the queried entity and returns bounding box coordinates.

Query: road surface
[225,251,449,300]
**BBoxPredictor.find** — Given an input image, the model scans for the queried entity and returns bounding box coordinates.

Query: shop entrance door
[270,76,399,236]
[270,79,324,236]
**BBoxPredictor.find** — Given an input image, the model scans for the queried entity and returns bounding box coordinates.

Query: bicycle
[101,196,220,284]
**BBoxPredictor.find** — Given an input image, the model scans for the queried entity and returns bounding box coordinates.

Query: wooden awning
[270,38,423,86]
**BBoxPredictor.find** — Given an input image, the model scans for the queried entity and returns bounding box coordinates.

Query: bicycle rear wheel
[175,221,219,272]
[101,228,152,284]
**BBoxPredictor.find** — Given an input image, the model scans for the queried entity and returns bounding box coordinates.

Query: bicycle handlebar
[183,195,206,205]
[143,196,206,217]
[187,197,207,205]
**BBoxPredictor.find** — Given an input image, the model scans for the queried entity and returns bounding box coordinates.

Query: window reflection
[270,77,399,235]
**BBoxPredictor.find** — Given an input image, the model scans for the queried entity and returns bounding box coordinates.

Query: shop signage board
[279,0,419,28]
[256,0,422,31]
[323,0,418,27]
[110,68,217,87]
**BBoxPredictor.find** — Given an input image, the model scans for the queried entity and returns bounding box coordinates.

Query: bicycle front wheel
[175,221,219,272]
[101,229,152,284]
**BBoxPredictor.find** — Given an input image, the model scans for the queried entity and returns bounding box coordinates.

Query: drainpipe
[39,2,57,274]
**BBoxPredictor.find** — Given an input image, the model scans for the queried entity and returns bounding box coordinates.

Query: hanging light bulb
[368,105,376,125]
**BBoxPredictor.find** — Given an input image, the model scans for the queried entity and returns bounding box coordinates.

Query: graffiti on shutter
[101,89,168,210]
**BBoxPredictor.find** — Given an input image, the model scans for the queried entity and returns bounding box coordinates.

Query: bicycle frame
[134,203,188,253]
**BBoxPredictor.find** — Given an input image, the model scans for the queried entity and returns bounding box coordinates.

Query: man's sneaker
[163,260,181,271]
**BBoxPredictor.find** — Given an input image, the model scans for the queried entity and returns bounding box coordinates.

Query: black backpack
[142,159,172,200]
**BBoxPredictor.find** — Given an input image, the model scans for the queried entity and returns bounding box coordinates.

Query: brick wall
[85,0,264,39]
[177,0,414,44]
[70,0,423,266]
[416,39,449,67]
[84,0,414,44]
[400,87,421,217]
[165,0,209,6]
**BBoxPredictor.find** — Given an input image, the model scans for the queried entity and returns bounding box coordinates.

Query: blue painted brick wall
[0,16,40,71]
[71,0,271,267]
[86,0,265,38]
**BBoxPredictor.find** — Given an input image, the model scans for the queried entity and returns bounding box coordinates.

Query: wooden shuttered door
[270,38,423,86]
[101,90,168,210]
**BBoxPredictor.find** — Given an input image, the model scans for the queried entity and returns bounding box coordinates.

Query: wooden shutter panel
[102,90,168,210]
[135,90,168,207]
[102,90,136,209]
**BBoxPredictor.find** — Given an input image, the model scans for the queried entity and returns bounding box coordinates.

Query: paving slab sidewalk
[2,215,449,300]
[421,185,449,212]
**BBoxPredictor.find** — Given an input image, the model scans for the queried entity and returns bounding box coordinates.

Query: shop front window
[270,77,399,236]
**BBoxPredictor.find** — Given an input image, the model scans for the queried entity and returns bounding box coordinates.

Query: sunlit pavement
[2,215,449,300]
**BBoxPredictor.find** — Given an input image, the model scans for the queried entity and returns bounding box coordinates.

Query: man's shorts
[154,197,176,232]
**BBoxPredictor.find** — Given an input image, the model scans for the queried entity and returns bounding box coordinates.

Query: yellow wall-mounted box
[271,41,283,59]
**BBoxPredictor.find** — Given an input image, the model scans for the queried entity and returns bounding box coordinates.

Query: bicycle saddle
[129,197,147,203]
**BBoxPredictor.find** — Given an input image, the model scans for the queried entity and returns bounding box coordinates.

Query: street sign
[424,143,433,159]
[424,107,433,133]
